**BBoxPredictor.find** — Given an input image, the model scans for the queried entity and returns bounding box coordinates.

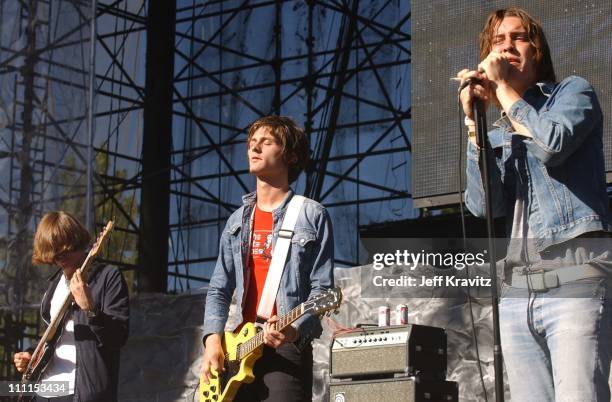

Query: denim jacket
[203,189,335,349]
[465,76,611,252]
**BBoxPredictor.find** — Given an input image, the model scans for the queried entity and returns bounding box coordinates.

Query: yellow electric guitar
[199,287,342,402]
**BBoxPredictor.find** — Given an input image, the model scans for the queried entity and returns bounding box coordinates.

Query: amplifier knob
[334,394,346,402]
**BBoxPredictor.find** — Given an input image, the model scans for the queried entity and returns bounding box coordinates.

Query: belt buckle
[526,270,559,292]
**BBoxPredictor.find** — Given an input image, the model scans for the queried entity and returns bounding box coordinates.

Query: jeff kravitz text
[372,275,492,288]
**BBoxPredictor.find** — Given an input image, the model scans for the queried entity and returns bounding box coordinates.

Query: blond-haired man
[14,211,129,402]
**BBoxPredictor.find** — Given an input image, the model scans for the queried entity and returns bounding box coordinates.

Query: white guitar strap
[256,195,306,320]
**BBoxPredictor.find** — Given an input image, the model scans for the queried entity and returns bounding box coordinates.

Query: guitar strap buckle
[254,316,266,330]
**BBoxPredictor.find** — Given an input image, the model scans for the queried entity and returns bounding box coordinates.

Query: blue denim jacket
[466,76,611,251]
[203,189,335,349]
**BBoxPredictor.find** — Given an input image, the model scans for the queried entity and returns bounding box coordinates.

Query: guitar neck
[79,251,97,279]
[237,304,304,359]
[33,250,97,350]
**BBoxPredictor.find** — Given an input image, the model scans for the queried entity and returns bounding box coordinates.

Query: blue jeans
[499,278,611,402]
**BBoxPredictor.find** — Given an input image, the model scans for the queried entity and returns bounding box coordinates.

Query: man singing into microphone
[459,7,610,401]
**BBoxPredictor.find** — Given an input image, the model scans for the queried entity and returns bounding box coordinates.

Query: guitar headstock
[90,220,114,257]
[303,287,342,316]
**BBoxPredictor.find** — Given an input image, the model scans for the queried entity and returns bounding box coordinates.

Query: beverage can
[378,306,390,326]
[395,304,408,325]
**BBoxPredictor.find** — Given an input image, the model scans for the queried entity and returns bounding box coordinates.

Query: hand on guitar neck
[262,315,297,348]
[69,268,95,312]
[55,248,96,312]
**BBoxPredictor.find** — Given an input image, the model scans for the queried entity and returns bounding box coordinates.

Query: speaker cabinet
[328,377,458,402]
[330,325,447,380]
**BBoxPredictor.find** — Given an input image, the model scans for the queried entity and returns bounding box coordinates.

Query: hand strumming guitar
[201,334,225,385]
[13,351,32,373]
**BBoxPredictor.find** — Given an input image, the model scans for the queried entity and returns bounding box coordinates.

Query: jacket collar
[534,81,556,97]
[523,81,556,100]
[47,267,63,282]
[241,188,296,219]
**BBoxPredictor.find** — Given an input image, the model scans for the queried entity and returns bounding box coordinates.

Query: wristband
[464,116,475,127]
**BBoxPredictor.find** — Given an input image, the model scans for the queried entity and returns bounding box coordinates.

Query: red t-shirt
[241,206,277,324]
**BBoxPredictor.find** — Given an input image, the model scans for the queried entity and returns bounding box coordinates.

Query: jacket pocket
[290,228,317,297]
[227,223,241,236]
[291,228,317,248]
[227,223,242,253]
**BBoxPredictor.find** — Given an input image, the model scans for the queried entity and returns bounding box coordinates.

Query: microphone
[459,77,482,92]
[452,67,486,91]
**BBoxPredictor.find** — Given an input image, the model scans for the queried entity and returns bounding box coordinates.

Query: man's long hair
[32,211,91,265]
[247,116,309,184]
[479,7,556,83]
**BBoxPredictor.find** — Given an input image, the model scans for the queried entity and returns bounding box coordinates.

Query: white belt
[510,265,605,291]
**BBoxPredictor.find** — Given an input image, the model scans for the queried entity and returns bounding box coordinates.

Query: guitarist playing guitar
[201,116,335,401]
[13,211,129,402]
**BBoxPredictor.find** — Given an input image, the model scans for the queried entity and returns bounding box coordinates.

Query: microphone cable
[456,89,489,402]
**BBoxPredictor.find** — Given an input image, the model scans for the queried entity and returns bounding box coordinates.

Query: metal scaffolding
[0,0,147,379]
[0,0,411,379]
[168,0,412,291]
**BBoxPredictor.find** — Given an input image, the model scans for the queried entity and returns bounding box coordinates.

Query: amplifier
[328,377,458,402]
[330,325,446,380]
